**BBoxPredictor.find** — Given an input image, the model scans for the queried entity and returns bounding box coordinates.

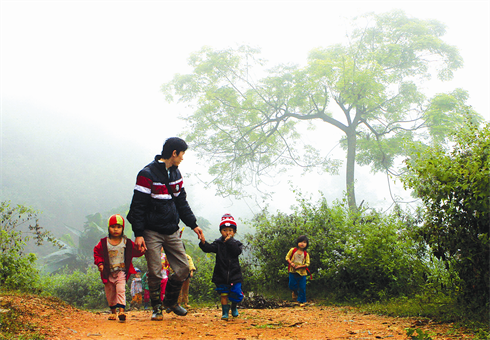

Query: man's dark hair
[161,137,188,159]
[296,235,309,250]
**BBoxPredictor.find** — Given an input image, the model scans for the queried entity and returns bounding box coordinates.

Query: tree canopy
[163,10,478,209]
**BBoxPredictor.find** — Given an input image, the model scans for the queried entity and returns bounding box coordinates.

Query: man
[127,137,204,321]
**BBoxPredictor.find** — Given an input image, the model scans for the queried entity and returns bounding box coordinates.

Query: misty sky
[1,1,489,227]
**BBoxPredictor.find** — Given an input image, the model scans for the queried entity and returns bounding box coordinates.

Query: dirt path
[1,295,476,340]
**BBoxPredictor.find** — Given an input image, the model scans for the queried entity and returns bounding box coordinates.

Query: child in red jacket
[94,214,144,321]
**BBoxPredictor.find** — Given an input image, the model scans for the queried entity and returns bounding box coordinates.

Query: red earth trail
[0,294,475,340]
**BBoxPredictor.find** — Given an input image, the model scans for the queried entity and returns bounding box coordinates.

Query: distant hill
[1,100,151,235]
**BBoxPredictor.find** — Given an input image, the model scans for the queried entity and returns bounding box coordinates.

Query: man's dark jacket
[199,236,243,285]
[127,156,197,237]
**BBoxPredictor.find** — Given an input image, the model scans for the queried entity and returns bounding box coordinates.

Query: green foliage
[0,248,38,293]
[243,194,444,301]
[162,10,480,210]
[43,212,110,273]
[403,117,490,310]
[40,266,106,309]
[472,329,490,340]
[188,252,217,303]
[406,328,434,340]
[0,201,61,292]
[363,294,489,336]
[363,294,451,320]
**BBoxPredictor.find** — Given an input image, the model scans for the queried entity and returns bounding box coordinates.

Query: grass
[253,323,283,329]
[359,295,489,340]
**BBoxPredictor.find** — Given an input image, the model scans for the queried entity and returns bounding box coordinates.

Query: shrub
[40,266,106,309]
[244,195,440,302]
[0,201,60,292]
[188,252,217,303]
[403,117,490,310]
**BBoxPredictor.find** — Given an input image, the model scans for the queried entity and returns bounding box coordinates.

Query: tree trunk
[345,128,357,211]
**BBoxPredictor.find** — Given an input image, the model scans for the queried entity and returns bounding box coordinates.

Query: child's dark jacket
[93,237,144,284]
[199,236,243,285]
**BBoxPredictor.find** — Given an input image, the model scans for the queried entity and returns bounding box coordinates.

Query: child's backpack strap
[287,247,298,272]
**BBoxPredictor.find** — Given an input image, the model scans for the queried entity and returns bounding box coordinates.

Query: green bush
[0,201,60,292]
[0,245,39,292]
[40,266,106,309]
[187,250,218,303]
[403,117,490,311]
[321,208,429,300]
[184,240,217,303]
[244,195,442,302]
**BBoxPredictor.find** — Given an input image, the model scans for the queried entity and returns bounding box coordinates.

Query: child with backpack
[285,235,311,304]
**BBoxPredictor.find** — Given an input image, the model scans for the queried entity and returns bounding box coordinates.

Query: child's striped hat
[108,214,125,229]
[219,213,237,231]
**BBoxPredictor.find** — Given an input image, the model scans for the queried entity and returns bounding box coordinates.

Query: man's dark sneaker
[164,304,187,316]
[151,305,163,321]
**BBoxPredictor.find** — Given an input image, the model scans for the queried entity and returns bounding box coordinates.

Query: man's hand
[135,236,147,253]
[193,226,204,241]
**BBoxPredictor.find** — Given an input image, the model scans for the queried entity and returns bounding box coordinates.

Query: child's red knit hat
[219,213,237,231]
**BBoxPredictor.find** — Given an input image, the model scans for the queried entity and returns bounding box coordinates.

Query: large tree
[163,10,475,209]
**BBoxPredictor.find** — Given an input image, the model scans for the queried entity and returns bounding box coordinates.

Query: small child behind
[93,214,144,321]
[199,213,243,320]
[160,250,170,302]
[141,271,150,310]
[130,269,143,310]
[285,235,311,304]
[178,253,196,308]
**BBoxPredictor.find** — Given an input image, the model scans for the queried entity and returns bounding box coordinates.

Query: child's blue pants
[288,273,307,303]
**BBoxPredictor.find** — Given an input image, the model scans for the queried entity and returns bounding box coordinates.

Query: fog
[1,1,489,237]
